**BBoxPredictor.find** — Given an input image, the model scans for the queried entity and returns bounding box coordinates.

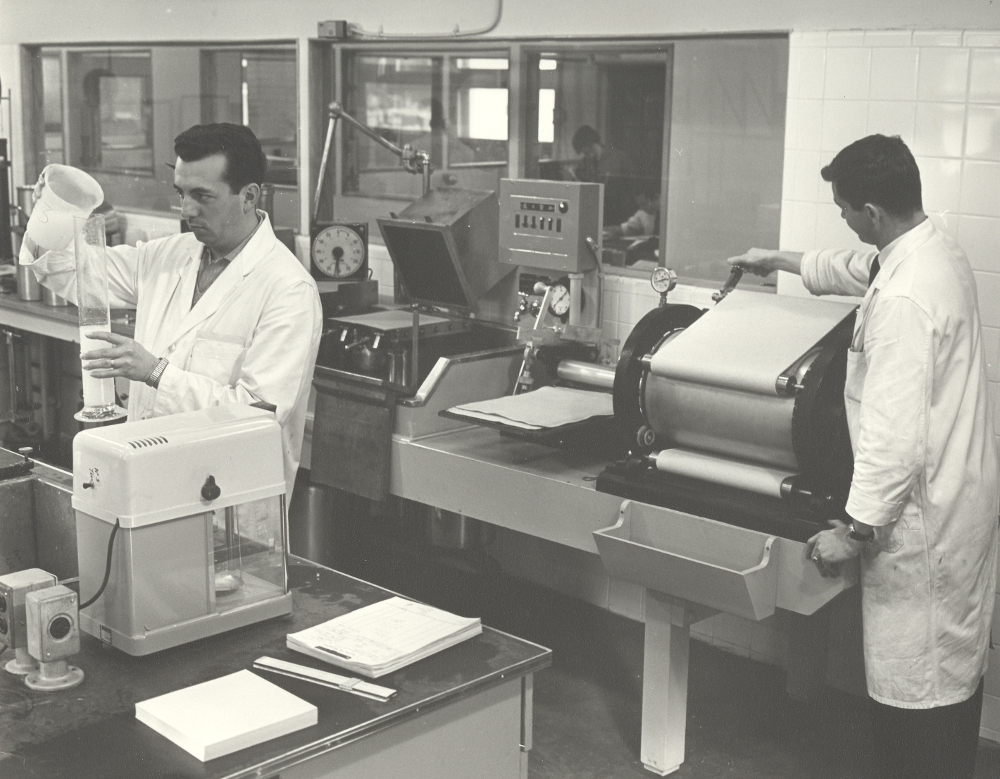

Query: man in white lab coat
[22,123,322,498]
[730,134,998,779]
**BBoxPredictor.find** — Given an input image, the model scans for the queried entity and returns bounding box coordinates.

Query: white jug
[23,166,104,252]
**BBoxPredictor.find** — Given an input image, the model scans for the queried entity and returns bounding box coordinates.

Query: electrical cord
[79,518,120,610]
[350,0,502,39]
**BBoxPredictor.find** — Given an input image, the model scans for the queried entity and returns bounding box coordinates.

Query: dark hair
[173,123,267,193]
[820,134,922,217]
[572,125,602,154]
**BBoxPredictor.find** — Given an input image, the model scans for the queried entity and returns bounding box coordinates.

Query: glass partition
[343,51,509,199]
[28,44,299,229]
[524,47,670,276]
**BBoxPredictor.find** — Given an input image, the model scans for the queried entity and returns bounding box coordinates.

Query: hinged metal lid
[376,188,515,315]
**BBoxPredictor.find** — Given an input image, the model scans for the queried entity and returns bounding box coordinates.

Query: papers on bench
[448,385,614,430]
[286,596,482,678]
[134,670,317,762]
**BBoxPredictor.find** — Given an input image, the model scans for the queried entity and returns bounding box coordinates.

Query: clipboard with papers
[286,596,482,678]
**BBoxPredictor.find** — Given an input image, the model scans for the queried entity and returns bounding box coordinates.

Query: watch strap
[848,522,874,543]
[146,357,169,389]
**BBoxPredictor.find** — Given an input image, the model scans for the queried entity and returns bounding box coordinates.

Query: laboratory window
[24,43,299,229]
[524,47,670,272]
[521,38,787,287]
[342,51,509,199]
[328,35,786,287]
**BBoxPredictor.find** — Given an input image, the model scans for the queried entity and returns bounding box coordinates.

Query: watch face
[311,225,366,279]
[548,284,571,317]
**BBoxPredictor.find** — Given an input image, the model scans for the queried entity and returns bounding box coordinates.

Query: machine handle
[201,475,221,502]
[712,265,744,303]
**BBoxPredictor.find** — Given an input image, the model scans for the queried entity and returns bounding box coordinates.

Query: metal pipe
[312,110,339,225]
[556,359,616,390]
[329,102,407,157]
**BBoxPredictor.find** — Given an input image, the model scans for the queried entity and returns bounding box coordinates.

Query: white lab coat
[802,218,998,708]
[23,213,322,498]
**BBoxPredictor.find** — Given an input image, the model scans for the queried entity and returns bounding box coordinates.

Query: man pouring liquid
[20,124,322,499]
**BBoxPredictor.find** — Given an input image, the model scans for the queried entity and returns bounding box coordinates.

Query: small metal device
[650,266,676,307]
[0,568,57,675]
[499,179,602,274]
[24,584,84,691]
[73,405,291,656]
[499,179,603,334]
[310,222,369,281]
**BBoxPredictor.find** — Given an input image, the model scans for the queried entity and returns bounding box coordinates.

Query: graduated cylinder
[74,214,127,422]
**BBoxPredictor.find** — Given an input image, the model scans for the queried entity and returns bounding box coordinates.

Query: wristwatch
[847,520,875,543]
[146,357,169,389]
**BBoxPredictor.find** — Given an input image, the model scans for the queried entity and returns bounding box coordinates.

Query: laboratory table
[0,558,550,779]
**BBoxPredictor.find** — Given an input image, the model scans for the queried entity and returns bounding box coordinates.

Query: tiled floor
[317,501,1000,779]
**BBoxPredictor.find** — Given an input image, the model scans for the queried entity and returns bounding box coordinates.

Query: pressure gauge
[310,222,369,281]
[548,281,572,320]
[650,266,677,295]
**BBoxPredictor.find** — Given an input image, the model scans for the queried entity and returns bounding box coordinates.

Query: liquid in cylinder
[80,324,117,410]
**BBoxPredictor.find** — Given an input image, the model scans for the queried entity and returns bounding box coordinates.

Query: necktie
[868,255,880,287]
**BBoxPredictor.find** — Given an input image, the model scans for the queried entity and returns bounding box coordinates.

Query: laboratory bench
[0,558,550,779]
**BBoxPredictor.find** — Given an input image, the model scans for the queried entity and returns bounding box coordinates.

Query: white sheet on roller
[649,290,857,396]
[653,448,796,498]
[449,386,613,430]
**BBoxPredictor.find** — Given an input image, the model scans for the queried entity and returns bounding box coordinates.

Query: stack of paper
[287,596,482,678]
[449,385,614,430]
[134,670,317,761]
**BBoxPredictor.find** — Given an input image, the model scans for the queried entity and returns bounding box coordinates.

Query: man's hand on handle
[727,248,805,277]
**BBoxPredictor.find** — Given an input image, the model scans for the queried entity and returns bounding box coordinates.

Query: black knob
[201,475,221,502]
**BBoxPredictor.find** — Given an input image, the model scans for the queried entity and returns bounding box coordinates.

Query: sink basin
[0,458,76,581]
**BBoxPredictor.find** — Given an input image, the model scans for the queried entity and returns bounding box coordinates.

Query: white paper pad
[449,386,614,431]
[134,670,317,762]
[649,290,857,396]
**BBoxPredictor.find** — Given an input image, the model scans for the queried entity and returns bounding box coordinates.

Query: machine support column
[641,590,691,775]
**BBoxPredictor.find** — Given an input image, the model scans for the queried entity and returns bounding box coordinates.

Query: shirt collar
[202,212,264,264]
[875,217,934,278]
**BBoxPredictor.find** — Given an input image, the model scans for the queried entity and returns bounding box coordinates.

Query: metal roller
[609,301,856,503]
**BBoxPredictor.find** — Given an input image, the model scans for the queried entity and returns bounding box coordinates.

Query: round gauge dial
[548,283,572,318]
[311,225,366,279]
[650,266,676,294]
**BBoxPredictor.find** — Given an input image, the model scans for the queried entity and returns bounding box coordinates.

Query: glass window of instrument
[24,43,299,230]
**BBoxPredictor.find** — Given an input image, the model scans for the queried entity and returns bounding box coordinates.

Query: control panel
[499,179,602,273]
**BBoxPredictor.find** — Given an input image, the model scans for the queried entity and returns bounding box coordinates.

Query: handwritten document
[287,596,481,678]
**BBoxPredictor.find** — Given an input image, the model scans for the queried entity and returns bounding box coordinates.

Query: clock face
[548,283,572,318]
[311,224,367,279]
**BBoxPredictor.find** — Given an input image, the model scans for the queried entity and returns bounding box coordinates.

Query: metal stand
[640,591,693,776]
[313,101,431,228]
[4,646,38,675]
[24,658,84,691]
